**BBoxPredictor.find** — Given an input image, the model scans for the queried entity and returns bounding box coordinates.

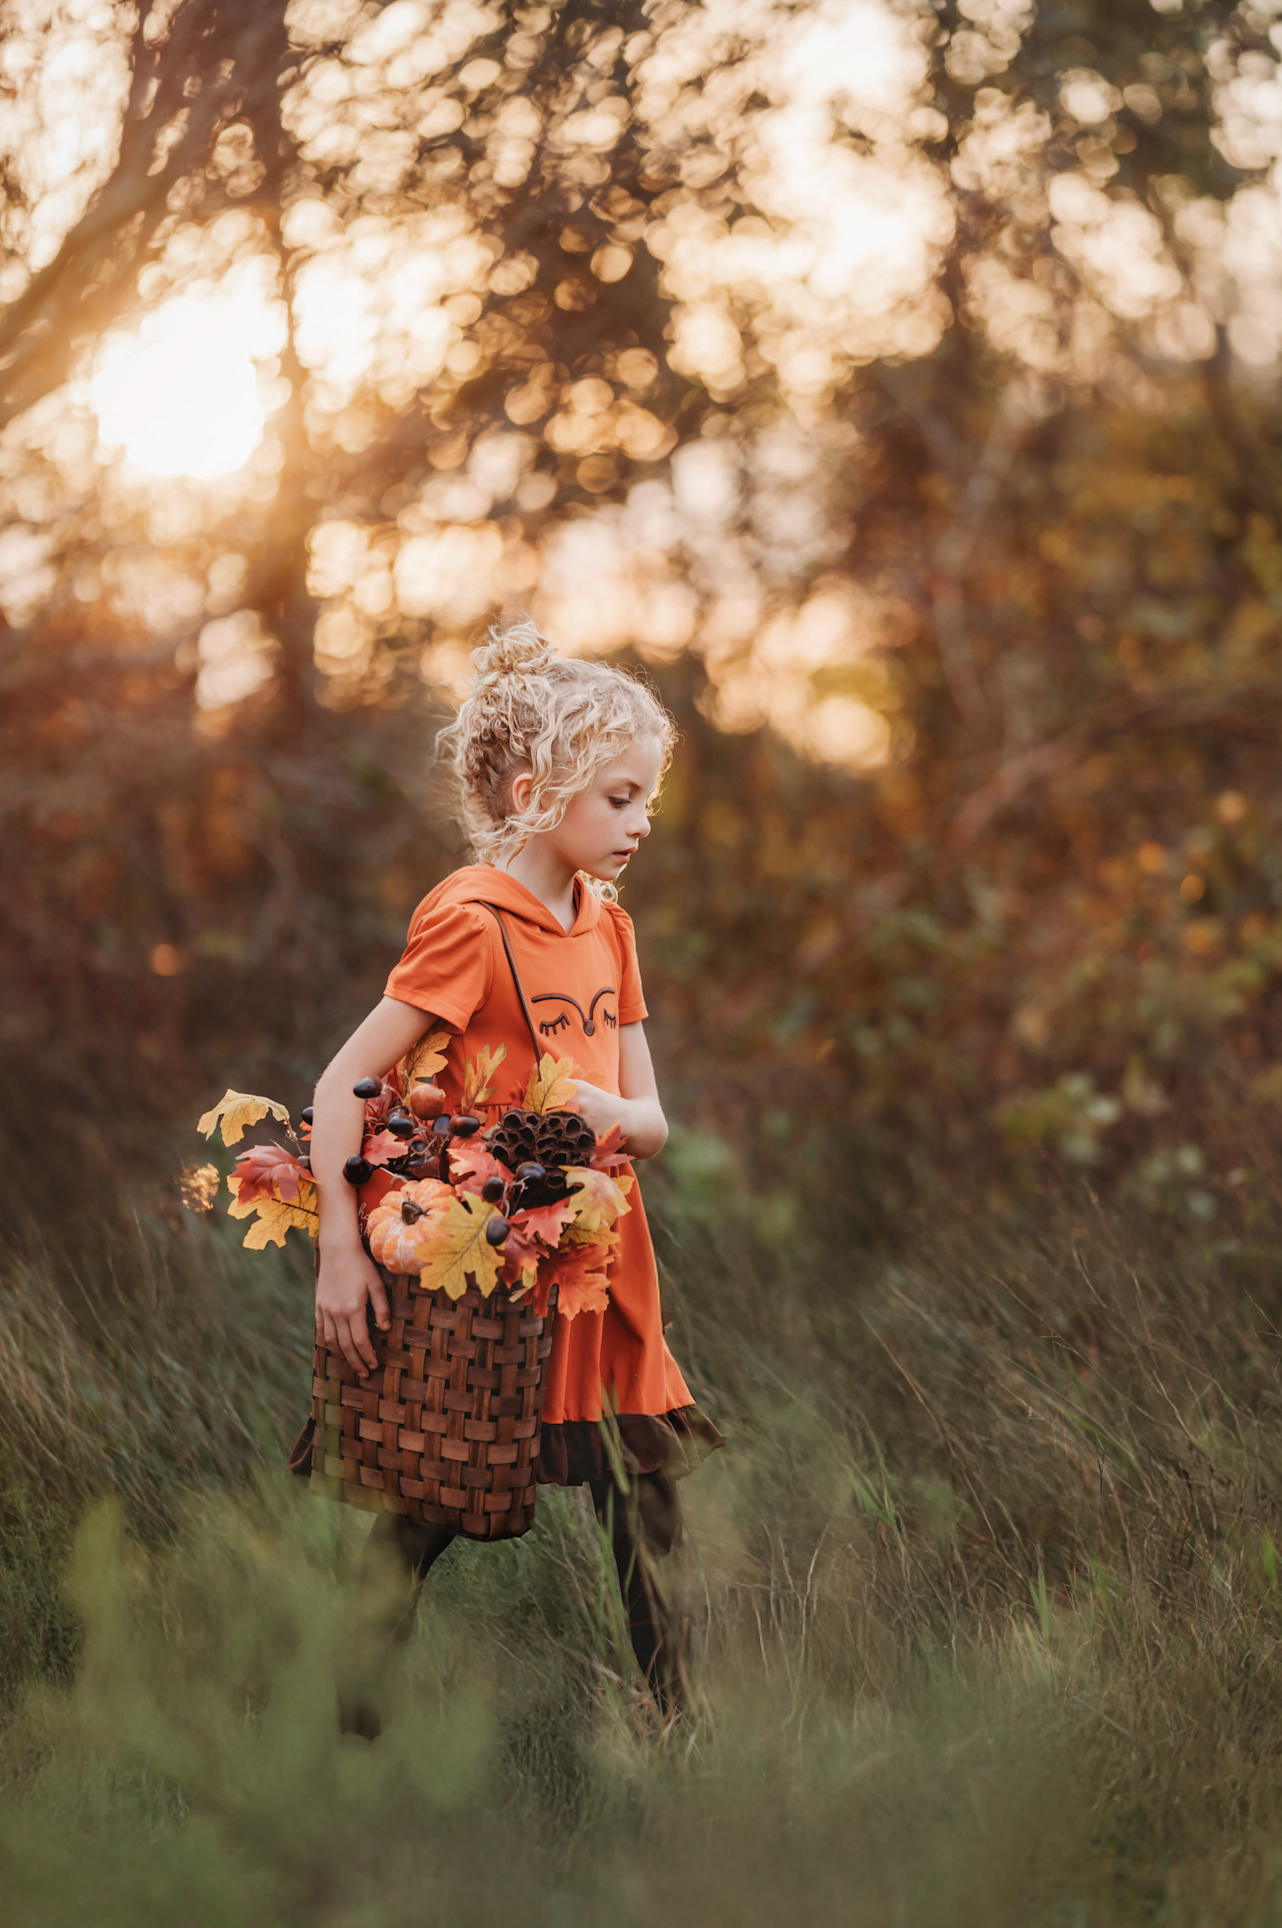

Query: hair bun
[470,615,554,683]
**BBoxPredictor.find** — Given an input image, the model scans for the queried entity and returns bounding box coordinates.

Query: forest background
[7,0,1282,1921]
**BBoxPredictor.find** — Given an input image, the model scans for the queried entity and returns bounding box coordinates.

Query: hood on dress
[427,864,603,937]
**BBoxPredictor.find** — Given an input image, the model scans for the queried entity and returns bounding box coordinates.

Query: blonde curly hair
[437,616,676,882]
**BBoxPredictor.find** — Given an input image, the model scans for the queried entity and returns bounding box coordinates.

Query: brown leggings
[342,1473,684,1732]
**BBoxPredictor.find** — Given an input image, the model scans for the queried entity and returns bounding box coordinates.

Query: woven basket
[310,1258,557,1539]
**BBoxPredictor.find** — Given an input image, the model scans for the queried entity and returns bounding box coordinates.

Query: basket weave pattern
[310,1259,556,1539]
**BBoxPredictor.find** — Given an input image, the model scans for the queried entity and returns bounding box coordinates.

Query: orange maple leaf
[503,1196,577,1270]
[524,1053,579,1114]
[550,1242,611,1321]
[363,1129,405,1167]
[590,1123,631,1172]
[448,1141,511,1195]
[416,1195,504,1300]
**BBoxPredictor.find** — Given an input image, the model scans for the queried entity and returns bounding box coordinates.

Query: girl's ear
[508,769,534,815]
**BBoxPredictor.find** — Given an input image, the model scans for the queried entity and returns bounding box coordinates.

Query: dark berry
[386,1111,415,1139]
[481,1175,505,1203]
[484,1216,510,1246]
[300,1107,314,1126]
[352,1077,381,1100]
[431,1115,452,1136]
[343,1154,373,1185]
[516,1162,545,1182]
[452,1114,481,1137]
[298,1156,312,1172]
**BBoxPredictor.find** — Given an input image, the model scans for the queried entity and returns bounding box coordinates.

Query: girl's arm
[312,996,438,1376]
[570,1021,668,1159]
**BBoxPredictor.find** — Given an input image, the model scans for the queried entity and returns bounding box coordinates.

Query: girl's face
[536,735,663,883]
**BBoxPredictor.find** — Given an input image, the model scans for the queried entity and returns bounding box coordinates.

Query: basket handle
[477,902,543,1066]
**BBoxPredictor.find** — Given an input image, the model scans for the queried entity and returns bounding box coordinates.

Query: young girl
[305,618,722,1722]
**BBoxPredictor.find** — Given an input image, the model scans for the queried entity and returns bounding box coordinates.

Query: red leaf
[233,1142,311,1205]
[550,1242,611,1321]
[449,1142,511,1195]
[363,1129,404,1167]
[503,1197,577,1269]
[590,1124,631,1171]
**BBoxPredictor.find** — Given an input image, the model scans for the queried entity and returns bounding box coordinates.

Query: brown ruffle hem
[287,1404,724,1488]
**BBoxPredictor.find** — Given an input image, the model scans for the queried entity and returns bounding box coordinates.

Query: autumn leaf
[416,1194,504,1300]
[197,1089,290,1146]
[563,1165,633,1236]
[363,1129,406,1167]
[524,1053,579,1114]
[590,1123,631,1172]
[449,1141,511,1196]
[461,1042,507,1111]
[227,1172,318,1248]
[233,1142,311,1205]
[550,1242,612,1321]
[401,1028,451,1088]
[504,1258,541,1299]
[503,1196,577,1269]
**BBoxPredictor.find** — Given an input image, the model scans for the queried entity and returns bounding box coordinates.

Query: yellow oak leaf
[226,1172,319,1248]
[401,1028,451,1087]
[562,1165,632,1236]
[416,1194,504,1300]
[197,1088,291,1146]
[524,1053,579,1114]
[461,1041,507,1111]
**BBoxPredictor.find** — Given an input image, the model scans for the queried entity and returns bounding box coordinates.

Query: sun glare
[90,292,273,479]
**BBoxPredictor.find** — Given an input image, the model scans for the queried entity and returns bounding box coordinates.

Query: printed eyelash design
[538,1012,570,1036]
[532,986,617,1037]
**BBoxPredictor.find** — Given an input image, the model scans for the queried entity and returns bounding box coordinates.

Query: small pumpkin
[367,1178,452,1274]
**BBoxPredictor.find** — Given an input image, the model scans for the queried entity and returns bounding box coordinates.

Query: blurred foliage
[6,0,1282,1230]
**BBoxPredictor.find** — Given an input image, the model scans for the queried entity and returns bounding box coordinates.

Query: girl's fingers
[368,1272,391,1333]
[350,1310,380,1375]
[337,1318,371,1376]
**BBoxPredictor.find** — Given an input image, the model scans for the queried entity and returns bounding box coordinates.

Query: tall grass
[4,1150,1282,1922]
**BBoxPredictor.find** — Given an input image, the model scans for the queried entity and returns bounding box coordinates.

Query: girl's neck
[498,844,579,932]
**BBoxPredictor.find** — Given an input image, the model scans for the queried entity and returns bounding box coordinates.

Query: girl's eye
[609,795,629,809]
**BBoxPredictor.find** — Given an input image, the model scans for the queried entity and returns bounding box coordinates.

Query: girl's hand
[571,1070,668,1159]
[316,1243,390,1376]
[570,1078,630,1141]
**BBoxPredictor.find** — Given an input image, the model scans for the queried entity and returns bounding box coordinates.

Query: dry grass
[2,1152,1282,1921]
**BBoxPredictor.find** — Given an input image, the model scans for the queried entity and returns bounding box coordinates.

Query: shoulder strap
[477,902,543,1064]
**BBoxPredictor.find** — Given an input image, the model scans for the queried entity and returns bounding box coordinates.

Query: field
[3,1146,1282,1928]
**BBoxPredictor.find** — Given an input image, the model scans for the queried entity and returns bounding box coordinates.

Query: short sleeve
[384,900,494,1032]
[609,906,648,1025]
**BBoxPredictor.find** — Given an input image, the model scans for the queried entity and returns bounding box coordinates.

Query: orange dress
[384,865,722,1485]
